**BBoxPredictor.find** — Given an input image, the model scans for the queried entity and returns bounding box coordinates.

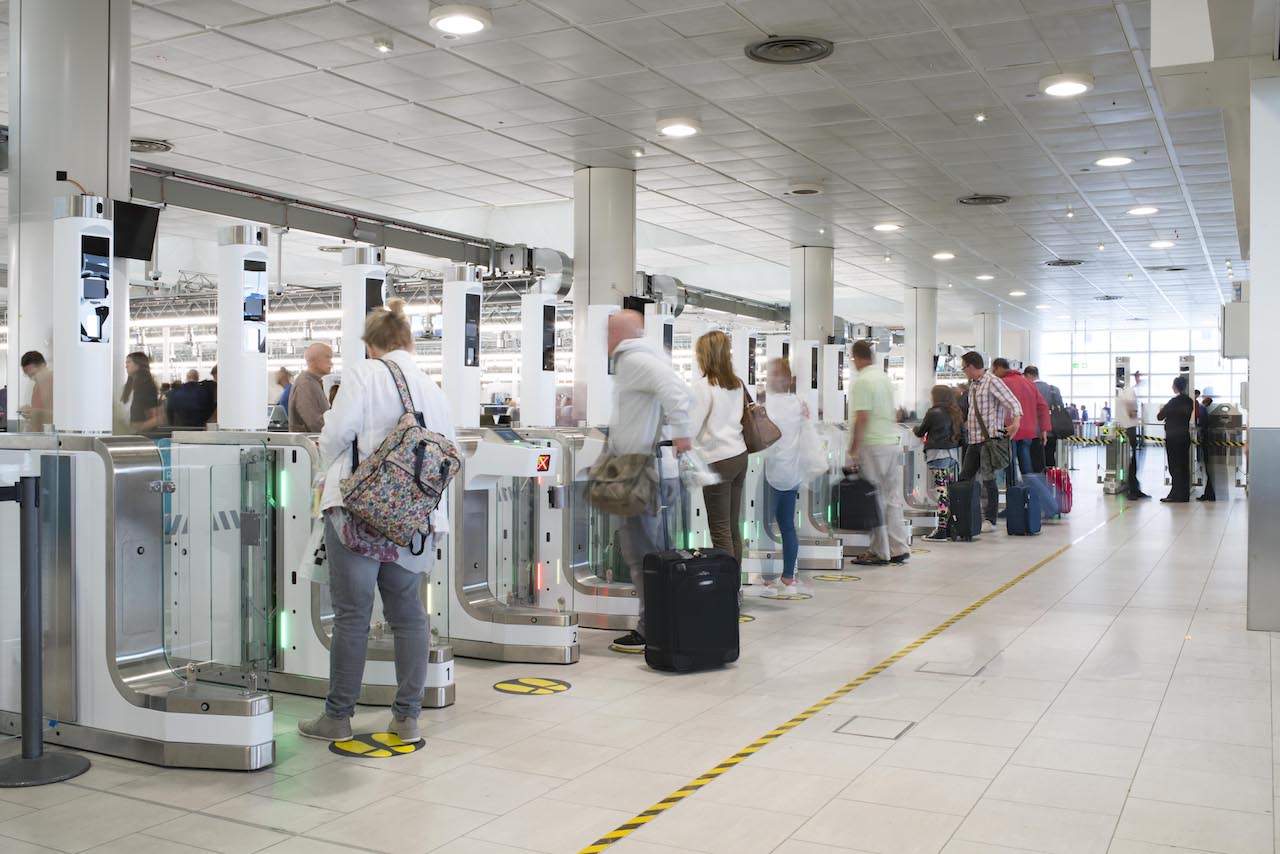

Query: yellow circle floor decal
[739,614,755,623]
[493,677,572,695]
[609,644,645,654]
[761,593,813,600]
[813,575,861,582]
[329,732,424,759]
[911,548,930,554]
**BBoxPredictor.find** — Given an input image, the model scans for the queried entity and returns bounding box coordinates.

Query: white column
[903,287,938,419]
[520,291,557,428]
[442,267,482,429]
[1248,76,1280,630]
[572,167,635,425]
[790,246,834,343]
[8,0,130,430]
[216,224,271,431]
[973,311,1001,360]
[340,245,386,365]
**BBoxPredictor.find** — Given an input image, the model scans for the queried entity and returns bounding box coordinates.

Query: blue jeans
[1012,438,1060,518]
[324,518,429,720]
[767,485,799,580]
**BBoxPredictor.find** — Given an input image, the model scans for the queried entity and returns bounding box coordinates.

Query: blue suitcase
[1006,484,1042,536]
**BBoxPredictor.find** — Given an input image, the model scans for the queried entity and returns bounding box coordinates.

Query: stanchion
[0,475,91,787]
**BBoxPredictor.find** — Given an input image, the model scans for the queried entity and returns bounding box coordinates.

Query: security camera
[146,269,163,283]
[271,281,285,296]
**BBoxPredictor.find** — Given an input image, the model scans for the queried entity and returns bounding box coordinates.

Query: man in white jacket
[606,310,692,650]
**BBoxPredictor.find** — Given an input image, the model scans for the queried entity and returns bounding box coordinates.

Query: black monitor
[113,201,160,261]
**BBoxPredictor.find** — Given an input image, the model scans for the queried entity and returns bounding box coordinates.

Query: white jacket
[608,339,692,454]
[763,392,807,491]
[318,349,455,574]
[690,375,748,464]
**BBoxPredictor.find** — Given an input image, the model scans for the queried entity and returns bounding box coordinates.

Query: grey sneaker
[388,714,423,744]
[298,714,352,742]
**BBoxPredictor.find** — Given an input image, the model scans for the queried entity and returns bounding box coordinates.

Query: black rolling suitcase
[948,479,982,541]
[642,441,740,673]
[832,473,883,531]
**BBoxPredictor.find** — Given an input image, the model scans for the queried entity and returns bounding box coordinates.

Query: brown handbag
[741,384,781,453]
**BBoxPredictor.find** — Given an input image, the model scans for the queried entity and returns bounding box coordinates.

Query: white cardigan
[689,375,747,464]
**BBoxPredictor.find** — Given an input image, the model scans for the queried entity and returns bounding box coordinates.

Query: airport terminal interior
[0,0,1276,852]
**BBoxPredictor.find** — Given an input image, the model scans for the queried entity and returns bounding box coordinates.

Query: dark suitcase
[948,479,982,541]
[642,548,741,673]
[832,474,882,531]
[1006,484,1042,536]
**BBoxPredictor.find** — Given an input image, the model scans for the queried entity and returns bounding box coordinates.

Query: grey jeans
[324,518,429,720]
[617,477,678,638]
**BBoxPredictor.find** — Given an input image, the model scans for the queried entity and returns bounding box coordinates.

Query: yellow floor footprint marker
[329,732,424,758]
[493,677,572,695]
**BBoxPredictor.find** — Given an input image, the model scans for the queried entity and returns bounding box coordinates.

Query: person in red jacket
[993,359,1058,518]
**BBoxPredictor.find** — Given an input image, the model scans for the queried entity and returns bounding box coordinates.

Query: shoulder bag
[970,380,1011,477]
[741,384,781,453]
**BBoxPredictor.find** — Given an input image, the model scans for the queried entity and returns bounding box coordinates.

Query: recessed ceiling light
[1097,242,1105,251]
[976,274,994,281]
[818,228,825,234]
[1037,304,1050,309]
[429,4,493,35]
[1066,207,1075,219]
[932,251,955,260]
[1127,273,1134,280]
[883,253,891,263]
[1150,240,1175,249]
[374,36,394,53]
[657,116,701,138]
[873,223,900,232]
[1009,290,1026,297]
[1128,206,1159,216]
[1039,72,1094,97]
[1094,156,1133,167]
[974,112,987,123]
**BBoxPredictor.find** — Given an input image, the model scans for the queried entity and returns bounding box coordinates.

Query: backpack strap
[351,358,424,469]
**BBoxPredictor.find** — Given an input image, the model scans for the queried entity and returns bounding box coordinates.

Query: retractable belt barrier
[1060,435,1246,447]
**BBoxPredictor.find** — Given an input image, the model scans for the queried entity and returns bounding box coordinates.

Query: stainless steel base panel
[577,613,638,631]
[447,638,580,664]
[743,551,843,571]
[0,712,275,771]
[266,672,456,709]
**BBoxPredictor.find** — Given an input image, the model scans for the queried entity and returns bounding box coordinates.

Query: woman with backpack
[299,299,457,747]
[913,384,964,541]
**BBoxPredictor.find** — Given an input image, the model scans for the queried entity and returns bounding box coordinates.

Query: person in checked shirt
[959,351,1022,531]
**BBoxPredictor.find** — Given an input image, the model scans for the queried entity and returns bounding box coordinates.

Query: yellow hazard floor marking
[493,677,571,695]
[911,548,930,554]
[610,644,646,654]
[329,731,424,758]
[761,592,813,601]
[738,614,755,623]
[812,574,860,582]
[577,507,1128,854]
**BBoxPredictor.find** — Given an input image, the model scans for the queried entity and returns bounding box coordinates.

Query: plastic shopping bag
[679,449,722,488]
[298,474,329,584]
[799,420,830,481]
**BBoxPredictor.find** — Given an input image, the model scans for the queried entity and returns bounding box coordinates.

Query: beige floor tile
[473,735,622,779]
[0,791,184,853]
[1114,798,1274,854]
[795,798,962,854]
[142,814,290,854]
[468,797,632,854]
[0,781,92,811]
[82,834,212,853]
[1030,712,1153,748]
[340,736,497,778]
[954,798,1117,854]
[482,695,608,723]
[1140,736,1271,779]
[252,763,417,812]
[1131,763,1273,814]
[838,765,990,816]
[692,764,847,816]
[1010,736,1142,778]
[629,799,806,854]
[879,736,1013,779]
[428,839,544,854]
[541,715,675,751]
[0,801,33,822]
[398,764,562,815]
[425,714,555,749]
[743,737,885,780]
[984,764,1131,815]
[610,737,740,778]
[257,839,368,854]
[543,765,688,814]
[305,797,491,854]
[114,769,282,812]
[201,793,341,834]
[907,712,1034,748]
[1106,841,1222,854]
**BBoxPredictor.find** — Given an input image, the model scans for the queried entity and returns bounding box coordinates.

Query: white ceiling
[1,0,1253,333]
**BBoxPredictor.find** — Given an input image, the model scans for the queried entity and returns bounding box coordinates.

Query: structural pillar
[340,246,387,366]
[903,287,938,420]
[1248,76,1280,630]
[790,246,834,344]
[572,167,635,426]
[7,0,131,431]
[973,311,1001,360]
[216,224,270,431]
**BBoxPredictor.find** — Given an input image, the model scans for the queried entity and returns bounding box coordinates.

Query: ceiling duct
[1145,265,1190,272]
[745,35,834,65]
[1046,258,1084,267]
[496,244,572,297]
[1093,294,1123,301]
[648,274,686,317]
[957,194,1011,206]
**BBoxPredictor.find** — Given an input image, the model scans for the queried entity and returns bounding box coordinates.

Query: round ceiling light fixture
[744,35,834,65]
[1150,239,1175,249]
[1095,155,1133,167]
[131,138,174,154]
[374,36,394,53]
[429,4,493,36]
[1128,206,1159,216]
[1039,72,1094,97]
[976,274,994,281]
[873,223,900,232]
[785,181,823,196]
[932,251,955,260]
[658,116,701,138]
[1037,304,1050,310]
[1009,290,1027,297]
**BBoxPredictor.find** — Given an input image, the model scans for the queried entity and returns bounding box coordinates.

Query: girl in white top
[758,357,810,594]
[299,299,455,748]
[689,330,750,564]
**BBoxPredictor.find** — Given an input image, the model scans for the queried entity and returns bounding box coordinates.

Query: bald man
[289,342,334,433]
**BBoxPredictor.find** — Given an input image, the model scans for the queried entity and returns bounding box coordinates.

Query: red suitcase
[1046,468,1072,514]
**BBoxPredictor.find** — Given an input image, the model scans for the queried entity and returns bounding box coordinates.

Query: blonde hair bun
[385,298,407,317]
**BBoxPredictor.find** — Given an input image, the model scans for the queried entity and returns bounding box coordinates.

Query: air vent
[957,194,1010,206]
[745,36,834,65]
[1046,259,1084,267]
[131,138,173,154]
[1094,295,1122,301]
[785,181,824,196]
[1145,265,1188,273]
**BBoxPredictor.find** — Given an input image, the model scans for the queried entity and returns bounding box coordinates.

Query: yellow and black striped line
[1062,435,1245,447]
[577,508,1128,854]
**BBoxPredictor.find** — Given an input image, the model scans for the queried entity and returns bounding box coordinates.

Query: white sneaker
[779,580,811,595]
[750,581,779,597]
[981,520,997,533]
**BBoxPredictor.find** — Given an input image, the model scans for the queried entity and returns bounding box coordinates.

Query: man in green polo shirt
[847,339,907,565]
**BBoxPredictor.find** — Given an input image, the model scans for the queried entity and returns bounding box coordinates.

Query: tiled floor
[1,452,1269,854]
